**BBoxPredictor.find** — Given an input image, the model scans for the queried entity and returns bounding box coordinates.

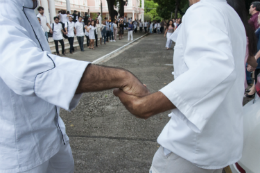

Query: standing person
[87,20,96,50]
[0,1,148,172]
[96,19,103,45]
[154,22,158,33]
[84,20,90,48]
[246,1,260,97]
[114,0,248,172]
[84,12,89,21]
[160,20,165,34]
[97,12,102,23]
[67,16,76,54]
[105,18,111,43]
[101,20,107,44]
[249,1,260,30]
[94,21,98,47]
[144,21,148,33]
[133,20,137,33]
[75,16,85,51]
[50,17,66,56]
[109,20,115,42]
[157,22,161,34]
[59,10,68,25]
[150,21,154,34]
[119,20,124,40]
[37,6,52,41]
[72,10,78,22]
[128,21,134,41]
[139,20,143,32]
[113,20,118,41]
[164,20,174,50]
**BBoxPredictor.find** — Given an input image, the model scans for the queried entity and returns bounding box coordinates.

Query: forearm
[247,55,258,68]
[76,64,132,94]
[133,92,175,119]
[255,50,260,60]
[47,23,51,30]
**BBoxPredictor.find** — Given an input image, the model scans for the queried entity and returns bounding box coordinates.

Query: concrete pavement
[60,33,174,172]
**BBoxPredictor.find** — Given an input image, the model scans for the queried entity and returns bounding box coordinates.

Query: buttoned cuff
[35,54,90,111]
[160,82,205,133]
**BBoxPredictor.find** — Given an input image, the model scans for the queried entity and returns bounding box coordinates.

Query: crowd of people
[37,7,169,56]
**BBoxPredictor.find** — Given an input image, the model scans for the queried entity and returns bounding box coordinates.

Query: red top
[248,12,260,30]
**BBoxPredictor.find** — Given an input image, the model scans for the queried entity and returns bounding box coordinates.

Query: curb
[92,33,149,64]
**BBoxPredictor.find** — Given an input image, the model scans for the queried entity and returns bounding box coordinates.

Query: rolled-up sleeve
[0,11,89,111]
[160,6,237,132]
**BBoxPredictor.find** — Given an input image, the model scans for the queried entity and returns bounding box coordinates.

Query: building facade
[38,0,144,24]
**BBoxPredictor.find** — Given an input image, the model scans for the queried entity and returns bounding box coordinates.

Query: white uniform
[151,0,246,172]
[67,21,75,38]
[0,1,89,172]
[52,23,64,40]
[88,25,96,40]
[75,21,85,37]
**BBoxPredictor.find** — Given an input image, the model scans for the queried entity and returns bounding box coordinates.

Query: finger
[113,88,120,97]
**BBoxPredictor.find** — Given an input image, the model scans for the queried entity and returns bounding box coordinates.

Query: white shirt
[75,21,84,37]
[52,23,63,40]
[67,21,75,37]
[144,22,148,27]
[139,22,143,27]
[0,1,89,172]
[157,23,160,28]
[158,0,245,169]
[37,13,48,32]
[150,23,153,29]
[59,13,68,24]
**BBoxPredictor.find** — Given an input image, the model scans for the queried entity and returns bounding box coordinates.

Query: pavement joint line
[92,33,149,64]
[69,135,156,142]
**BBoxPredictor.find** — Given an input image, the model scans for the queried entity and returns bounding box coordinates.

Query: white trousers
[21,142,74,173]
[128,31,133,41]
[149,146,223,173]
[165,32,173,48]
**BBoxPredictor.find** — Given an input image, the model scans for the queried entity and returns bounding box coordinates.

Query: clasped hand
[114,75,150,119]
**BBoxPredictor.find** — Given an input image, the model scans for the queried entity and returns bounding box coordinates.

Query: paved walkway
[60,33,174,172]
[65,32,147,62]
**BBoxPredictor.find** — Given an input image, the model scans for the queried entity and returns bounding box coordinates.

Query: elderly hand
[119,74,149,97]
[247,65,256,72]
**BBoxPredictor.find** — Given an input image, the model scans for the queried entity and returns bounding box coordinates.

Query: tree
[144,0,162,21]
[106,0,116,20]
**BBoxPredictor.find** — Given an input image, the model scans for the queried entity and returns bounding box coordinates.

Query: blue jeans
[77,36,84,51]
[45,32,48,41]
[110,32,114,40]
[102,33,106,44]
[246,63,253,85]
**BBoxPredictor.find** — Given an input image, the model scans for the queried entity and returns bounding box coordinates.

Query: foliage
[153,0,189,19]
[144,0,162,21]
[144,13,153,21]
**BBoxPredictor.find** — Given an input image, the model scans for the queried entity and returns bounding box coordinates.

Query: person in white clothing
[67,16,76,54]
[87,20,96,49]
[75,16,85,51]
[164,20,174,50]
[156,22,161,34]
[150,21,153,33]
[37,6,52,41]
[37,17,45,33]
[0,1,148,172]
[114,0,247,172]
[144,21,148,33]
[139,20,143,32]
[50,17,67,56]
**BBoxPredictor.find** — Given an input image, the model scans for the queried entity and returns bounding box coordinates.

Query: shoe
[246,93,255,98]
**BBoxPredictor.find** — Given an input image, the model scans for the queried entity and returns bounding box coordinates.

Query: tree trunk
[119,0,125,18]
[107,0,116,20]
[174,0,179,19]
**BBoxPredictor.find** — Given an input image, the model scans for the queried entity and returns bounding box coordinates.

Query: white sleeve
[0,13,90,111]
[160,6,236,132]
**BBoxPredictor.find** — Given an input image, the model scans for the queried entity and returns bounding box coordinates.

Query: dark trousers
[77,36,84,51]
[144,27,147,33]
[140,27,143,32]
[160,27,164,34]
[106,31,111,41]
[54,39,64,55]
[86,36,90,46]
[68,37,74,53]
[95,34,98,47]
[255,69,260,84]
